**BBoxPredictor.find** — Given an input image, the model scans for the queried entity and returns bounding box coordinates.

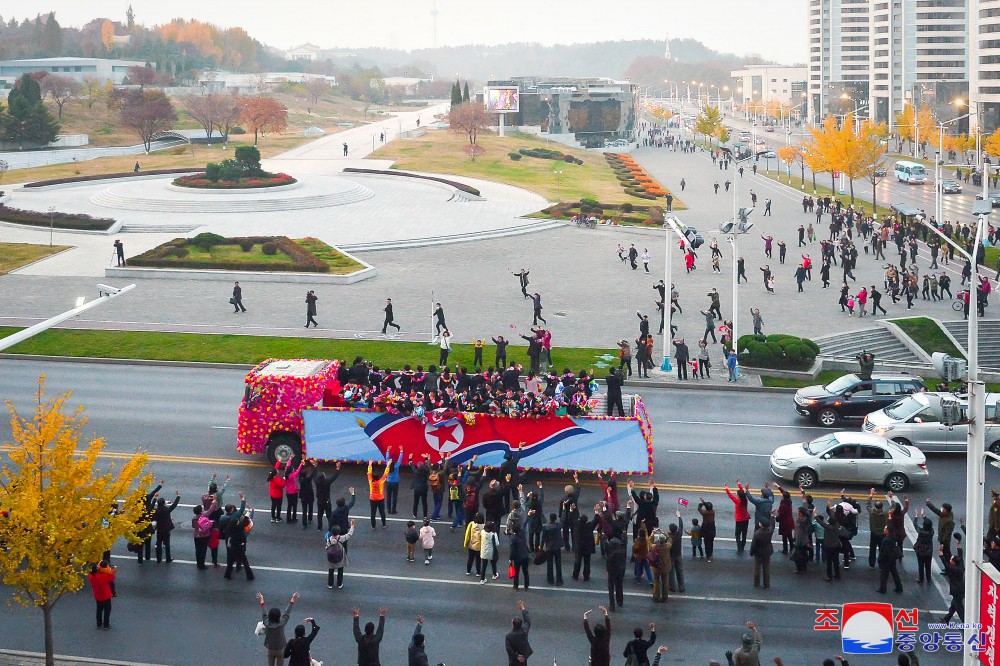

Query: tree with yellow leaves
[778,145,805,185]
[895,103,915,144]
[0,378,151,666]
[916,106,937,152]
[694,105,723,147]
[984,129,1000,160]
[855,119,890,211]
[804,115,841,193]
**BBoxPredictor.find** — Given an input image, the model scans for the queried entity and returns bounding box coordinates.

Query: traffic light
[683,226,704,249]
[737,207,755,233]
[931,352,967,382]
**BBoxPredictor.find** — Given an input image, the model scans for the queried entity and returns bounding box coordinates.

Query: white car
[770,431,928,491]
[863,392,1000,453]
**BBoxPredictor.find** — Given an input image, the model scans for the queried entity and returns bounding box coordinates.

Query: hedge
[23,168,200,188]
[172,172,297,189]
[0,204,116,231]
[737,333,820,370]
[129,236,330,273]
[342,168,480,197]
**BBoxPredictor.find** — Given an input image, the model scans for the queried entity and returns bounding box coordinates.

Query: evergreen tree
[451,80,462,108]
[462,81,471,102]
[42,12,61,56]
[4,74,59,145]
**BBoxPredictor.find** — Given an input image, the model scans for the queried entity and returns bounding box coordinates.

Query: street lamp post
[660,215,692,371]
[936,113,973,231]
[48,206,55,247]
[553,169,562,200]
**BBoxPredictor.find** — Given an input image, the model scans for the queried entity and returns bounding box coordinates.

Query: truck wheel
[885,473,909,492]
[265,432,302,465]
[816,408,839,427]
[794,468,817,489]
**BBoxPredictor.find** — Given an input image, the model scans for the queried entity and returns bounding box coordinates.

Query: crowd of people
[325,357,603,418]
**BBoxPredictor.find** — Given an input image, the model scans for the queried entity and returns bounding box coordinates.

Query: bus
[894,160,927,184]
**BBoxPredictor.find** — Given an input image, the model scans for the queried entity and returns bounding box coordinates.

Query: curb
[0,353,798,392]
[0,649,170,666]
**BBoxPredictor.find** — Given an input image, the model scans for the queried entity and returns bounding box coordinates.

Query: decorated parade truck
[237,359,654,473]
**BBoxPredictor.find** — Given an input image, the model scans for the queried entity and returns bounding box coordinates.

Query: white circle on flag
[424,421,464,454]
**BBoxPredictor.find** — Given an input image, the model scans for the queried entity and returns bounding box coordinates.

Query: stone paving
[0,126,994,368]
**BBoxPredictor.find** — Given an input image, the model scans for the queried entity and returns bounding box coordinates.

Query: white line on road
[108,554,946,611]
[211,426,237,430]
[661,419,823,430]
[667,450,772,457]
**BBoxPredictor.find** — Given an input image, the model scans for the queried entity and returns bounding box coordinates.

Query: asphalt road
[0,360,974,665]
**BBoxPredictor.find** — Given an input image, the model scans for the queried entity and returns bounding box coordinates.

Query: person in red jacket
[268,468,286,523]
[725,481,751,554]
[88,561,116,629]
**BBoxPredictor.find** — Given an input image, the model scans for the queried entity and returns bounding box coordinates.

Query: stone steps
[942,320,1000,369]
[340,220,565,252]
[816,327,921,363]
[90,184,374,213]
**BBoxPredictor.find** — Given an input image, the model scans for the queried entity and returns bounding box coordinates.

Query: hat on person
[741,632,755,647]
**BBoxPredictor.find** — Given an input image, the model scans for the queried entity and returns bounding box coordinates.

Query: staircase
[941,320,1000,370]
[815,327,921,364]
[89,184,374,213]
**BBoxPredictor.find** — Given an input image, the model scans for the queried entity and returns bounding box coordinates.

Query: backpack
[326,538,344,565]
[428,471,442,492]
[464,486,478,513]
[646,546,662,569]
[448,483,460,502]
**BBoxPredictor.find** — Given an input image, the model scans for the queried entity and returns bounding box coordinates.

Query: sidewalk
[0,651,168,666]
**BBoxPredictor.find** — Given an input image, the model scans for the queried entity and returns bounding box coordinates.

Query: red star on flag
[428,423,460,447]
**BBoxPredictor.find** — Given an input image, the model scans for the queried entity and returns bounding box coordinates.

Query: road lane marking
[211,426,237,430]
[668,450,771,457]
[110,554,946,610]
[661,420,825,430]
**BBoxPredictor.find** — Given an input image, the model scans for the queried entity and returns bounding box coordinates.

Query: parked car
[762,149,777,158]
[937,179,962,194]
[770,431,928,491]
[874,166,888,177]
[862,392,1000,453]
[793,372,926,427]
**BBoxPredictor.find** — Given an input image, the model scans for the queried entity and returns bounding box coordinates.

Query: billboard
[486,87,520,113]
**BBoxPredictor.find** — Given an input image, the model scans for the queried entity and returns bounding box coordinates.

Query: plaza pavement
[0,123,993,376]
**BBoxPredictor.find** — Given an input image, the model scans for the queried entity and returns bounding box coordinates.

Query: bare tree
[126,65,157,91]
[118,90,177,153]
[0,159,9,185]
[184,93,242,143]
[303,78,330,113]
[40,74,79,121]
[448,102,492,145]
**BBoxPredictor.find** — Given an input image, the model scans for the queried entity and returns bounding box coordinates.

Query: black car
[793,373,925,427]
[938,179,962,194]
[977,192,1000,208]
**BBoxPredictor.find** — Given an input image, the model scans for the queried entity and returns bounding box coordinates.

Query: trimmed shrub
[508,152,522,160]
[229,126,246,135]
[205,163,221,182]
[580,198,600,207]
[261,241,279,256]
[562,154,575,163]
[219,158,243,182]
[234,145,262,175]
[738,333,819,370]
[190,232,227,250]
[0,204,116,231]
[621,202,634,213]
[238,239,255,252]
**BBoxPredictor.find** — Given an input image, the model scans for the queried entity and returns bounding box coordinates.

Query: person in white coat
[439,329,452,366]
[480,521,501,583]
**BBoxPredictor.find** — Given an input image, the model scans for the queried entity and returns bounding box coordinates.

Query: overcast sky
[18,0,808,64]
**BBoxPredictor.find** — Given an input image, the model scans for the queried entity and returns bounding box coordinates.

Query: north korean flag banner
[301,401,653,473]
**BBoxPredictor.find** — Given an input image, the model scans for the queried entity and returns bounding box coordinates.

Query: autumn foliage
[0,378,151,665]
[237,96,289,145]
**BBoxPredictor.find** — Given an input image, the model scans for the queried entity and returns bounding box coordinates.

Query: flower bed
[512,147,584,165]
[127,234,346,273]
[539,199,664,226]
[172,172,297,189]
[0,204,116,231]
[605,153,674,201]
[342,167,481,197]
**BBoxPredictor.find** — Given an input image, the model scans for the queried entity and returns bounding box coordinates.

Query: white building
[198,71,336,95]
[807,0,871,124]
[972,0,1000,133]
[0,57,147,87]
[869,0,968,130]
[285,44,322,62]
[731,66,809,109]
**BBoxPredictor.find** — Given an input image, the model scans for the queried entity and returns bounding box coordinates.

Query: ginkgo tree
[694,105,723,147]
[0,378,152,666]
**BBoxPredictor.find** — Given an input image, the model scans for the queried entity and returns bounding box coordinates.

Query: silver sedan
[770,431,928,491]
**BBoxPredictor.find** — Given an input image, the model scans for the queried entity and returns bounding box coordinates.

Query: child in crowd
[405,520,419,562]
[419,517,436,565]
[690,518,703,558]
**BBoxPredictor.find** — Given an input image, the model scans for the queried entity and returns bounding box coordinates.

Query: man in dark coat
[408,616,430,666]
[606,368,625,416]
[629,479,659,539]
[603,536,627,611]
[573,509,600,582]
[672,338,690,380]
[583,607,612,666]
[876,526,903,593]
[381,298,401,333]
[505,601,532,666]
[232,281,246,313]
[750,513,775,588]
[305,291,318,328]
[353,608,385,666]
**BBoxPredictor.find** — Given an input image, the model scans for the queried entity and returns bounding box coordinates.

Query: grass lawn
[371,130,660,206]
[296,238,365,273]
[890,316,966,359]
[0,243,71,274]
[0,327,616,371]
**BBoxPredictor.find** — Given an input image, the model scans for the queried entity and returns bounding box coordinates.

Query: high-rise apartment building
[973,0,1000,132]
[810,0,973,130]
[808,0,872,124]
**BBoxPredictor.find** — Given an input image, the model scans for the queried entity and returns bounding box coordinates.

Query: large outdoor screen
[486,87,520,113]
